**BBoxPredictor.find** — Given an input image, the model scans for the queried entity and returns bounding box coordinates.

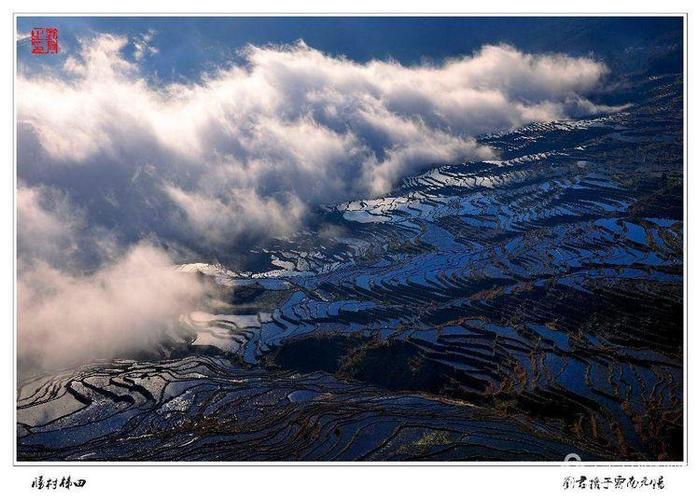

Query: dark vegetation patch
[264,335,488,402]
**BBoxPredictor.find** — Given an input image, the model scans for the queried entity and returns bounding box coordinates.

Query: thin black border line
[9,11,691,14]
[11,12,690,468]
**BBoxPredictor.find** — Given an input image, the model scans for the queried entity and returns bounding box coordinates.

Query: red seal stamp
[31,27,59,55]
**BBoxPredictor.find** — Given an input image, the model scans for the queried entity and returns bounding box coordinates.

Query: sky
[15,17,682,373]
[17,17,682,80]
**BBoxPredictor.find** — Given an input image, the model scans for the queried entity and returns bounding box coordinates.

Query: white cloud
[17,186,211,374]
[163,183,305,244]
[133,29,159,60]
[17,185,118,270]
[17,185,80,263]
[17,34,616,245]
[18,241,209,373]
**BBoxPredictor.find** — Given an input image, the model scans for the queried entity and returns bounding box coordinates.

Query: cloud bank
[17,186,210,374]
[18,34,614,244]
[18,243,208,373]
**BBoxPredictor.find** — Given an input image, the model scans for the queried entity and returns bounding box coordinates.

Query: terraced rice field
[17,74,683,461]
